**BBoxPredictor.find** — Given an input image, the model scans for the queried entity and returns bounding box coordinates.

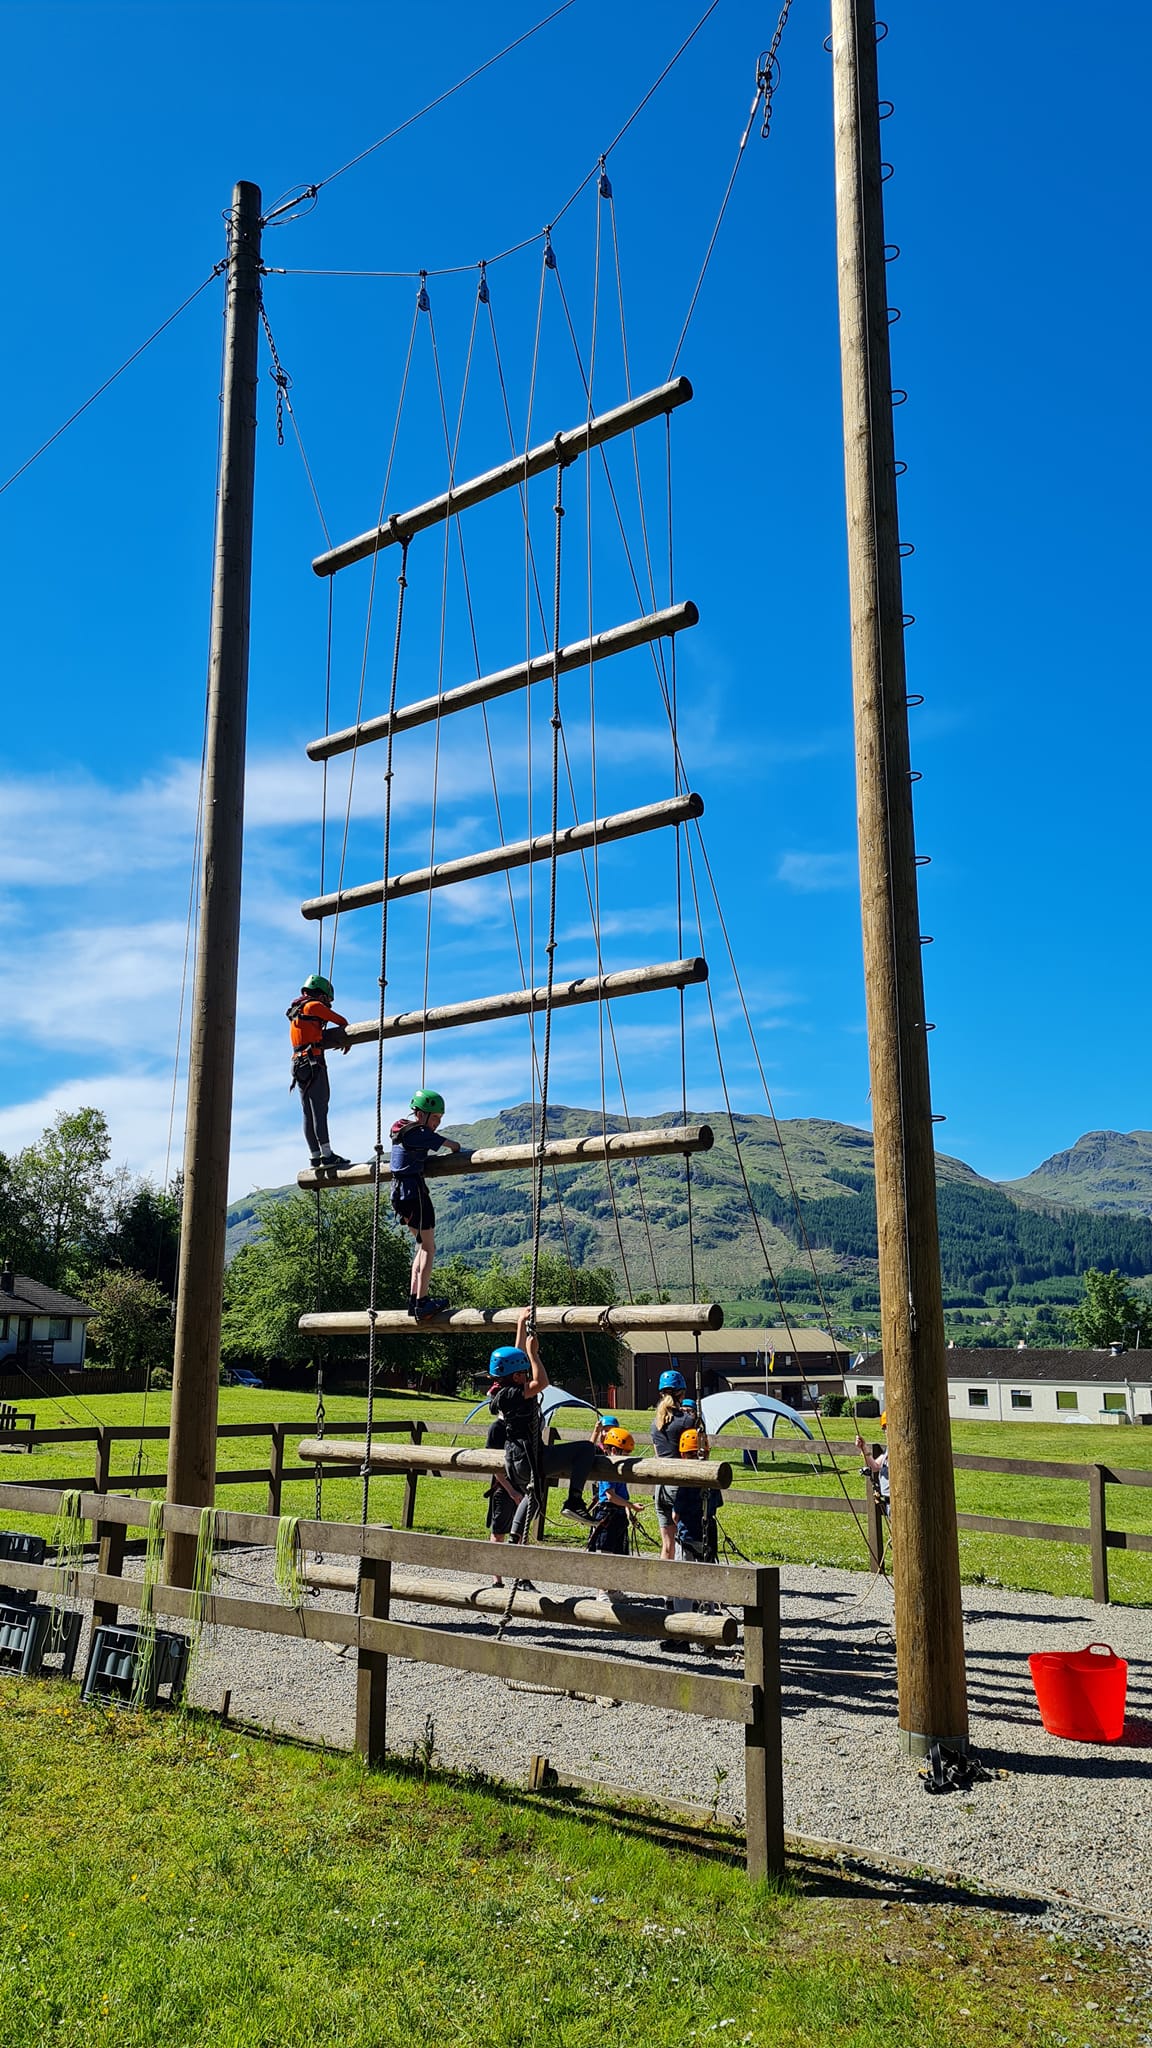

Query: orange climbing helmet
[678,1428,702,1457]
[602,1426,634,1454]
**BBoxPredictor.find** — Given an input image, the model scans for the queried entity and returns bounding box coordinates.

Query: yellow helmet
[880,1411,887,1427]
[678,1427,701,1457]
[602,1426,634,1454]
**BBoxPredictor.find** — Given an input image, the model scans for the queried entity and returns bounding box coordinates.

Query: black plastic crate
[81,1623,189,1710]
[0,1601,82,1680]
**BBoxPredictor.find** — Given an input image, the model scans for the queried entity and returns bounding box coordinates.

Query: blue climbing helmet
[489,1346,530,1380]
[658,1369,687,1394]
[600,1413,619,1430]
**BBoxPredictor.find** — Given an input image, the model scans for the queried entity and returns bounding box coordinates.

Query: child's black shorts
[486,1477,519,1538]
[391,1179,435,1232]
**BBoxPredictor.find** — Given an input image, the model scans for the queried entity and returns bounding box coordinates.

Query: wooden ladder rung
[341,957,707,1048]
[297,1302,723,1337]
[305,603,697,762]
[297,1122,714,1189]
[300,793,703,921]
[295,1437,732,1490]
[312,377,693,577]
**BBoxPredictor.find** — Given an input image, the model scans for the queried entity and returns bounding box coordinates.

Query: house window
[856,1384,875,1398]
[1103,1392,1127,1413]
[967,1388,989,1409]
[1010,1390,1033,1411]
[0,1315,7,1340]
[47,1318,70,1342]
[1056,1391,1078,1411]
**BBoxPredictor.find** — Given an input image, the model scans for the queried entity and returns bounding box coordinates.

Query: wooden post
[831,0,968,1753]
[92,1518,125,1632]
[1088,1464,1110,1605]
[355,1555,392,1765]
[400,1421,426,1531]
[166,180,262,1587]
[93,1426,112,1495]
[743,1565,785,1881]
[266,1423,287,1518]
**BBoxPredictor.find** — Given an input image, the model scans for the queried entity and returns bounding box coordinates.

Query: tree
[15,1107,112,1287]
[434,1247,622,1394]
[221,1192,413,1367]
[104,1173,182,1296]
[86,1268,174,1373]
[1069,1269,1152,1349]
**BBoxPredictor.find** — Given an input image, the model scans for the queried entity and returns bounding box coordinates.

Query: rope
[528,461,567,1330]
[360,536,412,1538]
[0,267,224,498]
[328,300,420,980]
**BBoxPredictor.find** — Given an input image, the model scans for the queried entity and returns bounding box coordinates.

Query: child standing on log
[587,1425,638,1556]
[390,1088,462,1321]
[287,974,353,1171]
[488,1311,599,1541]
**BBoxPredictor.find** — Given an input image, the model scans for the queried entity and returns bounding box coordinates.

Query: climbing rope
[527,458,567,1332]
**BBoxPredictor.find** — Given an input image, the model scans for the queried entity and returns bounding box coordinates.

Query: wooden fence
[3,1417,1150,1604]
[0,1478,784,1881]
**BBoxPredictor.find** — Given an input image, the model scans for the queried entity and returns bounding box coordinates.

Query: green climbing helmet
[302,973,335,1003]
[410,1087,445,1115]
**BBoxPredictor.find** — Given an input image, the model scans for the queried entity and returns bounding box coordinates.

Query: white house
[0,1273,91,1369]
[857,1346,1152,1425]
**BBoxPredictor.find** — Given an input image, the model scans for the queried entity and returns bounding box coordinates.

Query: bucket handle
[1084,1643,1117,1658]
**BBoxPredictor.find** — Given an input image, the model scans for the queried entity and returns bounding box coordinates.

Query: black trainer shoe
[319,1154,352,1171]
[559,1501,595,1526]
[413,1297,449,1321]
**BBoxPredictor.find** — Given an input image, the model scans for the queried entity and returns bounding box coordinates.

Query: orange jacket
[288,997,348,1054]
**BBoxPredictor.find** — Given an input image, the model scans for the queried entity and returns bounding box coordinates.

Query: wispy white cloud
[776,851,858,894]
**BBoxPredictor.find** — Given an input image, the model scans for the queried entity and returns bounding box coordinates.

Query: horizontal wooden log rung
[297,1301,723,1337]
[295,1437,732,1489]
[0,1483,756,1603]
[301,1563,737,1644]
[312,377,693,577]
[306,605,698,760]
[0,1556,750,1723]
[298,1122,714,1190]
[342,956,709,1048]
[301,793,703,920]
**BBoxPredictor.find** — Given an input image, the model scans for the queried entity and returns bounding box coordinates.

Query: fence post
[865,1451,886,1573]
[94,1426,112,1494]
[266,1422,287,1517]
[355,1550,392,1766]
[401,1421,426,1531]
[91,1518,126,1632]
[743,1564,785,1882]
[1088,1464,1110,1605]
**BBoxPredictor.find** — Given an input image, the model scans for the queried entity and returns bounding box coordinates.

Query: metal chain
[257,293,290,444]
[757,0,795,138]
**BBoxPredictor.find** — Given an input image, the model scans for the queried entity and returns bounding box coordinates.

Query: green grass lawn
[1,1391,1149,1604]
[0,1678,1143,2048]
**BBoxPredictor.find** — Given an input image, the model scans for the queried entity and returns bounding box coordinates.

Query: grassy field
[0,1677,1144,2048]
[1,1389,1150,1604]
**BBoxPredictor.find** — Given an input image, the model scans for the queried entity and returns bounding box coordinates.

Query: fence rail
[1,1417,1149,1603]
[0,1479,783,1881]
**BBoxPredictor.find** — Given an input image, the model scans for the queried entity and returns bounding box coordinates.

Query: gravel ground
[132,1549,1151,1927]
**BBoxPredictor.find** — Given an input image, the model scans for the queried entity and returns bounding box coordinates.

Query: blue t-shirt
[390,1121,448,1178]
[596,1476,629,1508]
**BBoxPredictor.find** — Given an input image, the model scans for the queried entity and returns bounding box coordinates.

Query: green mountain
[1005,1130,1152,1219]
[226,1108,1152,1327]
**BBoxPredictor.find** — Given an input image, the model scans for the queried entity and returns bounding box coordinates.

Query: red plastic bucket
[1028,1642,1128,1743]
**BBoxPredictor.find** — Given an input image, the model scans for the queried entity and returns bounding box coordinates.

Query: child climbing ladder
[390,1088,463,1321]
[287,974,354,1171]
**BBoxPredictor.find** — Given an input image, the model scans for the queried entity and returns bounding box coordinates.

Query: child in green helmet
[287,974,353,1170]
[390,1088,463,1320]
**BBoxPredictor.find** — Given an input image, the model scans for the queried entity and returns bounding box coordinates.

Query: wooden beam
[297,1121,714,1190]
[301,1563,738,1645]
[0,1482,758,1603]
[300,793,704,920]
[342,956,708,1048]
[297,1301,723,1338]
[306,606,698,760]
[312,378,694,576]
[295,1437,732,1489]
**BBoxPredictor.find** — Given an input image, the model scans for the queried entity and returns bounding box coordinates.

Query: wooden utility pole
[830,1,968,1751]
[166,181,262,1585]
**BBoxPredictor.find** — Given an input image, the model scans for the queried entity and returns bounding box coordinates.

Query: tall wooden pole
[830,1,968,1751]
[166,181,262,1585]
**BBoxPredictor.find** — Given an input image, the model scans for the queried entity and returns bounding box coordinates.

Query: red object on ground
[1028,1643,1128,1743]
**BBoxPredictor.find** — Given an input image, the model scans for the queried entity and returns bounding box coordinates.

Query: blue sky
[1,0,1148,1200]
